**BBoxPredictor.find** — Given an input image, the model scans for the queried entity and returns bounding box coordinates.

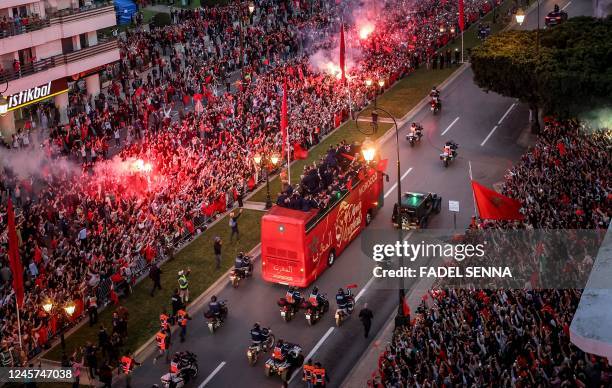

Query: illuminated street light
[248,2,255,14]
[64,302,76,317]
[361,138,376,162]
[253,153,262,165]
[515,8,526,25]
[270,153,280,165]
[378,80,385,88]
[42,300,53,313]
[440,25,446,33]
[450,26,456,34]
[365,79,372,87]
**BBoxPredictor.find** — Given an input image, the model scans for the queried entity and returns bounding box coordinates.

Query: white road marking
[198,361,226,388]
[480,125,498,146]
[562,1,572,10]
[441,117,460,136]
[355,276,375,302]
[288,327,335,383]
[497,103,516,125]
[384,168,413,198]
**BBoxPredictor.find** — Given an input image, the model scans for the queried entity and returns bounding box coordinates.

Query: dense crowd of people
[371,120,611,387]
[276,141,369,212]
[1,0,507,366]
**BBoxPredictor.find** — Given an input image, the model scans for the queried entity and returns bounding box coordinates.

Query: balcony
[47,1,115,26]
[2,38,120,95]
[0,2,116,54]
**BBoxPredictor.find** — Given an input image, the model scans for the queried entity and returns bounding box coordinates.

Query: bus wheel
[327,250,336,267]
[366,210,373,226]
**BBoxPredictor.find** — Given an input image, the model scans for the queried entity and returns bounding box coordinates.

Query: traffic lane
[517,0,591,31]
[413,67,527,151]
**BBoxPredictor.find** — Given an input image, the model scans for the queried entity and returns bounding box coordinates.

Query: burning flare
[358,23,374,40]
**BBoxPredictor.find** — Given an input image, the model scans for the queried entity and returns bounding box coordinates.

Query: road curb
[340,276,436,387]
[132,243,263,360]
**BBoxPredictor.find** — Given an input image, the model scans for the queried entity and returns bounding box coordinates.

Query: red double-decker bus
[261,169,384,287]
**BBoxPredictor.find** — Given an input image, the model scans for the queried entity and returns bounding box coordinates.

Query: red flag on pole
[471,180,524,220]
[7,199,24,308]
[339,23,346,82]
[293,143,309,159]
[281,79,288,155]
[458,0,465,32]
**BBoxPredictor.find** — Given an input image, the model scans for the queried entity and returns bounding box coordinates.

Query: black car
[392,192,442,229]
[545,10,568,27]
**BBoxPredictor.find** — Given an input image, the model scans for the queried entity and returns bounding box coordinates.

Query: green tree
[471,16,612,132]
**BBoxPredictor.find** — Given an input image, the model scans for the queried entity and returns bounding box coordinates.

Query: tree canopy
[471,16,612,117]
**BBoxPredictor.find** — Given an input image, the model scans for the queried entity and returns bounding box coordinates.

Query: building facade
[0,0,120,139]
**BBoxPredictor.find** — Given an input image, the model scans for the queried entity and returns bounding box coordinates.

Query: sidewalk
[340,276,435,387]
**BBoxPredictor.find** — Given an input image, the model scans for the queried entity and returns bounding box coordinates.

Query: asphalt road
[126,2,593,387]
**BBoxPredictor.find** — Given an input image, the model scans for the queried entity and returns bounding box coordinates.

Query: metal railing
[48,2,115,24]
[0,38,119,82]
[0,2,114,41]
[0,18,50,40]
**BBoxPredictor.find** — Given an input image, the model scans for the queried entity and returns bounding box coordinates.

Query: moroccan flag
[400,289,411,316]
[376,159,389,172]
[341,153,355,161]
[339,23,346,82]
[293,143,308,160]
[281,79,288,155]
[7,199,24,308]
[459,0,465,31]
[247,176,255,190]
[471,180,524,220]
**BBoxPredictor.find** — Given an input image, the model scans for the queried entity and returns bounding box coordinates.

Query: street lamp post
[356,106,407,324]
[254,151,279,209]
[42,300,76,356]
[365,79,385,111]
[515,3,541,133]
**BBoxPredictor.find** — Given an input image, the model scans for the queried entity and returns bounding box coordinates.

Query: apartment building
[0,0,120,139]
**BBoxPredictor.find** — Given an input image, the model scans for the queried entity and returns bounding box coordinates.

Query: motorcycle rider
[250,322,270,347]
[207,295,223,322]
[285,286,302,312]
[430,86,441,109]
[554,3,560,12]
[444,141,458,157]
[335,288,349,313]
[308,287,326,314]
[234,252,252,277]
[409,122,423,138]
[272,339,294,363]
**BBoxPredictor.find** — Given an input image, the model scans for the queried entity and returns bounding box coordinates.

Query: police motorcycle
[204,298,228,334]
[264,340,304,382]
[229,252,253,288]
[159,352,198,388]
[335,284,357,327]
[247,326,276,366]
[430,89,442,115]
[440,141,458,168]
[278,287,302,322]
[406,123,424,147]
[304,287,329,326]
